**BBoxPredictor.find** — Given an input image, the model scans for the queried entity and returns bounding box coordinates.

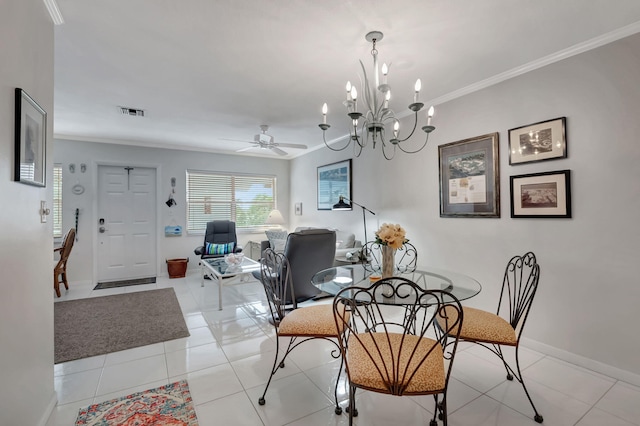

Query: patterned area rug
[75,380,198,425]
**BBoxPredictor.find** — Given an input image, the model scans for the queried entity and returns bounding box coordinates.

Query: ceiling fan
[221,125,308,156]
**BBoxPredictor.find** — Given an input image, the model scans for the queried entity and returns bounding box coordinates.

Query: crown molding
[44,0,64,25]
[429,20,640,107]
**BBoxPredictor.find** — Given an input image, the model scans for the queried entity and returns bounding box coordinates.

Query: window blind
[186,170,275,233]
[53,164,63,238]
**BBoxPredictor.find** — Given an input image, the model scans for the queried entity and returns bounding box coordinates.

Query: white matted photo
[508,117,566,165]
[510,169,571,218]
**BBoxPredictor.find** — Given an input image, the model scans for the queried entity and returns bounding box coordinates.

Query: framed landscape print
[439,133,500,217]
[510,170,571,218]
[508,117,566,165]
[14,88,47,187]
[317,159,352,210]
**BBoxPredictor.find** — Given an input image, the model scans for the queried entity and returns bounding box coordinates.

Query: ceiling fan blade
[277,142,308,149]
[270,146,288,156]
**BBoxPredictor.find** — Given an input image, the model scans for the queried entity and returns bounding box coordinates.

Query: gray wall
[0,0,56,424]
[291,33,640,381]
[53,139,290,281]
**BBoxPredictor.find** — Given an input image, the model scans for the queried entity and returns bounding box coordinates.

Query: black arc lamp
[332,196,376,256]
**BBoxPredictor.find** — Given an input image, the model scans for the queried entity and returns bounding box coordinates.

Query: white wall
[53,139,290,281]
[291,33,640,381]
[0,1,56,424]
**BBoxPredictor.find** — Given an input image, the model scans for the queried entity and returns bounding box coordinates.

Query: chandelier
[319,31,436,160]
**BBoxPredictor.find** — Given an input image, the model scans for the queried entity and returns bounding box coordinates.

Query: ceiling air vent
[119,107,145,117]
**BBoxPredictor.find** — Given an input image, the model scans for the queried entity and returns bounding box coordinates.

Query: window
[53,164,63,237]
[186,170,276,233]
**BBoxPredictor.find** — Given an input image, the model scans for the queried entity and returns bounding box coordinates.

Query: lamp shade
[265,209,285,225]
[332,196,352,210]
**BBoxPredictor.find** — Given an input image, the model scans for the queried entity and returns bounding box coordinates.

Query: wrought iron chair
[54,228,76,297]
[438,251,543,423]
[361,240,418,274]
[257,248,348,415]
[333,277,464,425]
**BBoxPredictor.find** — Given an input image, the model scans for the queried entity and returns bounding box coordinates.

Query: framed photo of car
[508,117,566,165]
[510,169,571,218]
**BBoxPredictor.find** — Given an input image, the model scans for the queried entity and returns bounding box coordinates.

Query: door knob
[99,226,107,233]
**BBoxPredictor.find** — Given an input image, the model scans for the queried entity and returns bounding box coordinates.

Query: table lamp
[265,209,285,229]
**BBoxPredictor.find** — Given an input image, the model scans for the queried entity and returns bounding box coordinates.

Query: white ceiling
[53,0,640,159]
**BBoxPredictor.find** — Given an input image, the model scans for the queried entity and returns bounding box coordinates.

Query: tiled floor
[47,274,640,426]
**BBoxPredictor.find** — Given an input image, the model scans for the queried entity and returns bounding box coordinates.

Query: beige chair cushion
[440,306,517,346]
[279,304,348,337]
[347,332,445,394]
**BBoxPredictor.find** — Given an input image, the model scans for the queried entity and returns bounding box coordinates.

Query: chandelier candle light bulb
[322,103,328,124]
[427,105,435,126]
[414,79,421,103]
[382,63,388,84]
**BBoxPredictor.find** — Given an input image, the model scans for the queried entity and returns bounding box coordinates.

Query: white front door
[97,165,157,282]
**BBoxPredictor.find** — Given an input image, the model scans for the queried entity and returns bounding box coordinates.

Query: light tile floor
[47,274,640,426]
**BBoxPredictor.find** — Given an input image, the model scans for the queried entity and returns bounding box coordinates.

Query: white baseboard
[522,337,640,386]
[38,392,58,426]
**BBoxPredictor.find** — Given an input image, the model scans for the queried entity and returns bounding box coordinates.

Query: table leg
[218,276,223,310]
[201,263,205,287]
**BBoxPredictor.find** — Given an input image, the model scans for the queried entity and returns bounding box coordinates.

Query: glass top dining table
[311,264,482,305]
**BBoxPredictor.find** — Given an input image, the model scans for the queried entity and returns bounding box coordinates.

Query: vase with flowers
[374,223,408,280]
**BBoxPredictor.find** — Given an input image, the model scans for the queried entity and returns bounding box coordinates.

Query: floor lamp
[332,196,376,258]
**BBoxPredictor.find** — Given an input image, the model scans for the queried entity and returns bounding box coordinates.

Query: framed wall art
[317,159,352,210]
[439,132,500,217]
[14,88,47,187]
[510,169,571,218]
[508,117,566,165]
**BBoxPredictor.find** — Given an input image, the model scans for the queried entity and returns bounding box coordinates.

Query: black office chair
[194,220,242,259]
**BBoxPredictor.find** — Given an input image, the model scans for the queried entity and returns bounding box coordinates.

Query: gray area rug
[54,288,190,364]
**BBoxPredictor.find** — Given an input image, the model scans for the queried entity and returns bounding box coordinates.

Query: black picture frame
[317,159,352,210]
[510,170,571,218]
[508,117,567,165]
[14,88,47,187]
[439,133,500,217]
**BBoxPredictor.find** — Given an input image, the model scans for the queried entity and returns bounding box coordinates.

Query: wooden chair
[333,278,464,425]
[438,251,543,423]
[54,228,76,297]
[257,248,348,415]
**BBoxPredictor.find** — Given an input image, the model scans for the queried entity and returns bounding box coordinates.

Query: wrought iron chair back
[333,277,463,425]
[361,241,417,274]
[259,247,295,320]
[498,251,540,337]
